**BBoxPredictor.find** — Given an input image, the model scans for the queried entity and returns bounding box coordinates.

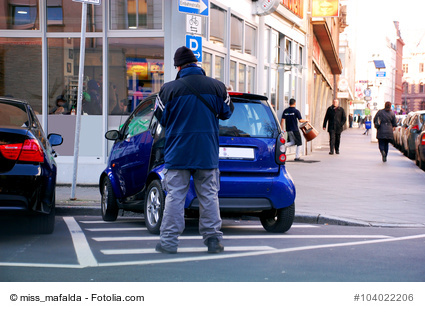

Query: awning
[312,20,342,75]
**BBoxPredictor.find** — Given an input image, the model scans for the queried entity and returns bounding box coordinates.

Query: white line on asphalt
[2,234,425,269]
[101,246,275,255]
[86,228,147,232]
[223,224,317,229]
[63,217,98,267]
[95,233,425,268]
[92,234,391,242]
[79,220,143,224]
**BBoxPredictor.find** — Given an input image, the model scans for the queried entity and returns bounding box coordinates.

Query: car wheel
[101,177,119,221]
[144,180,165,235]
[260,203,295,233]
[419,154,425,171]
[30,193,55,234]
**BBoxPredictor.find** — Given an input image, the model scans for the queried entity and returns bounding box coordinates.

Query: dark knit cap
[174,46,198,67]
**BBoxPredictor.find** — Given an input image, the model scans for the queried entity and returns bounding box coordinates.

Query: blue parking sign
[186,35,202,63]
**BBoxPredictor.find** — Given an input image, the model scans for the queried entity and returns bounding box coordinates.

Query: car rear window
[0,103,29,127]
[219,100,279,138]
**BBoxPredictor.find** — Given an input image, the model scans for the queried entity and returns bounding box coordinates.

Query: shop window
[239,63,246,92]
[110,0,162,30]
[245,23,256,56]
[231,15,243,53]
[215,55,224,82]
[203,52,212,77]
[248,66,255,94]
[108,37,164,114]
[210,4,226,46]
[230,61,237,91]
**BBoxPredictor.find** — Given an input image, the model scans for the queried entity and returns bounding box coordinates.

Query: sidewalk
[56,127,425,227]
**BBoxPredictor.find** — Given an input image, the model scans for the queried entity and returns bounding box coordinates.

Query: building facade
[0,0,342,184]
[402,51,425,113]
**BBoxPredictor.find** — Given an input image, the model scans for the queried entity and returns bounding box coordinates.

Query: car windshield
[219,100,278,138]
[0,103,29,127]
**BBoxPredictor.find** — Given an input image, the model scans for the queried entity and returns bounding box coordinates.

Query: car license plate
[219,147,254,160]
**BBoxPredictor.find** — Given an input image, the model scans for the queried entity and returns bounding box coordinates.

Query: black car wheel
[260,203,295,233]
[101,177,119,221]
[30,193,56,234]
[144,180,165,234]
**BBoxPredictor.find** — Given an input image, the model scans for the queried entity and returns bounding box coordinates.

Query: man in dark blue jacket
[155,46,233,254]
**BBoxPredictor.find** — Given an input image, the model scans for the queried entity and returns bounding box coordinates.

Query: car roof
[228,92,268,101]
[0,96,29,106]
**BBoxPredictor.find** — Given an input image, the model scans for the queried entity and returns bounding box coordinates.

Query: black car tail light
[421,135,425,146]
[0,139,44,163]
[275,133,287,165]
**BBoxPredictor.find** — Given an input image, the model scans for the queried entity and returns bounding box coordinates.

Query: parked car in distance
[415,120,425,170]
[0,97,63,234]
[402,110,425,159]
[399,112,414,155]
[100,92,296,234]
[393,115,406,149]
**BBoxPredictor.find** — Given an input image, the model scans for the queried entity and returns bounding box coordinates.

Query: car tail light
[421,136,425,146]
[275,133,286,165]
[0,139,44,163]
[412,125,419,131]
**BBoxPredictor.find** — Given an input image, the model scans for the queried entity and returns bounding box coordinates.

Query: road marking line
[101,246,275,255]
[92,234,391,242]
[223,224,317,229]
[95,233,425,268]
[1,234,424,269]
[86,228,147,232]
[79,220,143,224]
[63,217,98,267]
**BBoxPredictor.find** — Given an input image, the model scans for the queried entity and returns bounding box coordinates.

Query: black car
[0,97,63,234]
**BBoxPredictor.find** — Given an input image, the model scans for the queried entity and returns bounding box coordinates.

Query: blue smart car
[100,92,296,234]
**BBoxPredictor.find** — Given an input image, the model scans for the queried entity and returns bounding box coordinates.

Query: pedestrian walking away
[281,98,308,161]
[154,46,234,254]
[323,99,347,155]
[373,101,397,162]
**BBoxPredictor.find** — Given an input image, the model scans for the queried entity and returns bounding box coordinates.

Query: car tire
[101,177,119,221]
[30,194,55,234]
[260,203,295,233]
[419,154,425,171]
[144,180,165,235]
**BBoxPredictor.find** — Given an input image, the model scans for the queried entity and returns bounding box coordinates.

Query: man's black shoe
[155,243,177,254]
[294,158,304,161]
[329,151,334,155]
[207,237,224,253]
[336,150,339,154]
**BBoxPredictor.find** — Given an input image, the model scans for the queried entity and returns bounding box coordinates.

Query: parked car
[393,115,406,149]
[399,112,415,155]
[415,120,425,170]
[402,110,425,159]
[100,92,296,234]
[0,97,63,234]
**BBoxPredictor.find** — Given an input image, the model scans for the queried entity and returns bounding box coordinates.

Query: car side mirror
[105,130,120,140]
[47,133,63,146]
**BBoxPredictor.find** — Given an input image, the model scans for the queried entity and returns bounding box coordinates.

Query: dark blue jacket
[156,65,233,169]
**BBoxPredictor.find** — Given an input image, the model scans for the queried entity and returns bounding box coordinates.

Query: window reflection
[215,56,224,82]
[0,38,42,112]
[108,38,164,114]
[110,0,162,30]
[48,38,103,115]
[210,4,226,46]
[1,1,39,30]
[47,1,102,32]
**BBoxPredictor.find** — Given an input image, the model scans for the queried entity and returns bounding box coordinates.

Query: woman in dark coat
[373,101,397,162]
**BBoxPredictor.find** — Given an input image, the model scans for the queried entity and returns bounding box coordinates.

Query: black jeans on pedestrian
[378,138,392,155]
[329,130,341,153]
